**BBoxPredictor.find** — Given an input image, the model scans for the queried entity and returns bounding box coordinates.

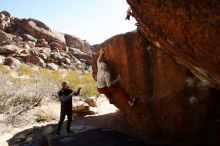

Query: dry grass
[0,64,98,117]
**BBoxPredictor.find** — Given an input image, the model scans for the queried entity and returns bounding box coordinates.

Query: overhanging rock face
[127,0,220,89]
[92,31,220,145]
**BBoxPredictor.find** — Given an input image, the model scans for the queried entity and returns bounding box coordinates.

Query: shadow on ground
[7,111,170,146]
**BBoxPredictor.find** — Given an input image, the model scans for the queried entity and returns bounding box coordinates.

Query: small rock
[42,126,54,136]
[21,34,37,42]
[36,39,48,47]
[63,57,71,65]
[20,49,29,54]
[84,98,97,107]
[14,133,27,142]
[38,53,48,60]
[0,30,12,42]
[27,41,36,47]
[24,44,30,49]
[26,55,46,67]
[12,36,23,42]
[25,136,33,143]
[4,57,21,68]
[1,11,11,18]
[47,63,59,70]
[72,103,96,115]
[50,52,62,61]
[49,41,63,50]
[73,103,90,112]
[0,55,5,64]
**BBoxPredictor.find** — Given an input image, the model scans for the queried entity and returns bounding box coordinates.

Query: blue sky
[0,0,136,44]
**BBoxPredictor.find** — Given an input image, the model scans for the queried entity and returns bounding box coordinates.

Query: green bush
[35,68,98,97]
[63,71,98,96]
[77,72,98,96]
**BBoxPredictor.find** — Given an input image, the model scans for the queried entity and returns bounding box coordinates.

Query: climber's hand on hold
[100,49,104,55]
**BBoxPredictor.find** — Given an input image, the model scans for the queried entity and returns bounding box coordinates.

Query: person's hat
[62,81,69,86]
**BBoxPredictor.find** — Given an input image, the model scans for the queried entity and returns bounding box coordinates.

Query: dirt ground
[0,95,139,146]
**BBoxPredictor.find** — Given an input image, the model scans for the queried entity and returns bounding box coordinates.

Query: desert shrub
[63,70,98,96]
[63,70,80,89]
[0,64,98,115]
[36,69,98,97]
[77,72,98,96]
[37,68,62,85]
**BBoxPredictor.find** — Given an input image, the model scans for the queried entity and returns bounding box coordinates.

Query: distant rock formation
[0,11,91,70]
[92,0,220,145]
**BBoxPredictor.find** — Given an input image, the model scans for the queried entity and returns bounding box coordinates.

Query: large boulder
[0,11,11,18]
[0,30,12,43]
[21,34,37,42]
[14,18,66,45]
[35,39,48,47]
[0,45,19,55]
[50,52,63,62]
[69,47,92,65]
[0,11,12,30]
[64,34,91,54]
[92,31,220,145]
[29,47,51,57]
[25,55,45,67]
[4,57,21,68]
[49,41,63,51]
[127,0,220,89]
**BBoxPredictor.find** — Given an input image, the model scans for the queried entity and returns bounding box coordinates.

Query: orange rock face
[92,31,220,145]
[127,0,220,89]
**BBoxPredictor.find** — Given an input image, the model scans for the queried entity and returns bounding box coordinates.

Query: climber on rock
[55,81,81,135]
[125,6,133,20]
[96,49,136,107]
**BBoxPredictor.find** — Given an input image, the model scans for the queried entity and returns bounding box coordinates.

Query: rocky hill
[0,11,91,70]
[92,0,220,146]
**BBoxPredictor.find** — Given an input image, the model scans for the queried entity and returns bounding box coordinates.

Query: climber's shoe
[128,97,137,107]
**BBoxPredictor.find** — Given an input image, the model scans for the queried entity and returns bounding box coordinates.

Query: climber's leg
[98,87,111,97]
[98,87,137,106]
[106,87,137,106]
[98,87,114,101]
[98,87,129,102]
